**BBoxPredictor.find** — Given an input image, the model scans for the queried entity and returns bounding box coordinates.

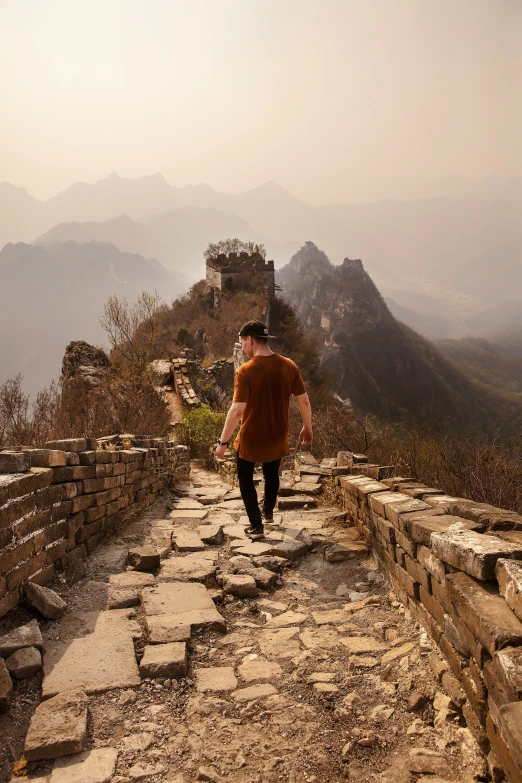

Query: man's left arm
[215,402,246,460]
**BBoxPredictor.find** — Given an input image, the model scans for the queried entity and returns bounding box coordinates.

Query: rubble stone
[25,582,67,619]
[231,683,277,701]
[141,582,226,632]
[145,615,191,644]
[196,666,238,692]
[222,574,259,598]
[6,646,42,679]
[127,546,161,571]
[0,619,43,657]
[50,748,118,783]
[25,687,89,760]
[197,525,225,545]
[173,529,205,552]
[324,542,368,562]
[139,642,187,679]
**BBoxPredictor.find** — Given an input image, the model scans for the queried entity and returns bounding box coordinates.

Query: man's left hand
[215,444,228,460]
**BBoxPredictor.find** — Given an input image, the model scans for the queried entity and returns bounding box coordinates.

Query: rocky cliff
[278,242,522,434]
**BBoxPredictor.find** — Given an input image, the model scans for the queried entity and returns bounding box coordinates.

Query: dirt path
[1,464,487,783]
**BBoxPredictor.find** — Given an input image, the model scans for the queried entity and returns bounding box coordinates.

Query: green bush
[178,406,228,464]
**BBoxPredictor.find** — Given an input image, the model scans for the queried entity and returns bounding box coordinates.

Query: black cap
[238,320,277,339]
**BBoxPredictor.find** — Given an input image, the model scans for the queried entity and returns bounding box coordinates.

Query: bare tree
[99,291,165,375]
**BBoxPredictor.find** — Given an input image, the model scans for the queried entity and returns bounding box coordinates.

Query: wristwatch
[217,439,229,447]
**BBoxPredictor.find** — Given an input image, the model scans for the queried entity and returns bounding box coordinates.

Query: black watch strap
[218,439,229,446]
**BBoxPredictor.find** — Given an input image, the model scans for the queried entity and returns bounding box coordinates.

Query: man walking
[215,320,313,539]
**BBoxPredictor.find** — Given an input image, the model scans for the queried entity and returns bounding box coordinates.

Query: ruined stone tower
[205,250,275,295]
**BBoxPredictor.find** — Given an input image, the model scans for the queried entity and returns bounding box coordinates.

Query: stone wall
[216,447,522,782]
[0,437,189,619]
[328,450,522,783]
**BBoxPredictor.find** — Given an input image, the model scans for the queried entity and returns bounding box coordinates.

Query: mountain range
[277,242,522,436]
[0,241,176,397]
[2,172,521,311]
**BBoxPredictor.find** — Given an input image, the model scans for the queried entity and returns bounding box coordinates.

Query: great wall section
[0,431,521,783]
[0,251,521,783]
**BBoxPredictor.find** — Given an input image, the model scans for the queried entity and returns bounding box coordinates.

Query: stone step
[172,529,205,552]
[141,582,226,634]
[277,496,317,510]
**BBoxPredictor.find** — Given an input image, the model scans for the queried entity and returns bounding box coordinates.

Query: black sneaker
[245,525,264,540]
[262,511,274,523]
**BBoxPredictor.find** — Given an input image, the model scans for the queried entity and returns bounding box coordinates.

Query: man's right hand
[298,426,313,447]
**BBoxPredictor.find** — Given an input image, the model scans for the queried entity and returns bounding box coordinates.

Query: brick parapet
[0,437,189,619]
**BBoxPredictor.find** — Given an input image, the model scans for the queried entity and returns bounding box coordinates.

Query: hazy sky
[1,0,520,204]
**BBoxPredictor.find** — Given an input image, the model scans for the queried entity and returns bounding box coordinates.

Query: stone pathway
[1,463,488,783]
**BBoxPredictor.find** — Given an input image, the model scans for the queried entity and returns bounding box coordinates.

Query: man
[215,320,313,539]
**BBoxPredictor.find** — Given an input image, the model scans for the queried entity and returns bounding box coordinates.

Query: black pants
[236,451,281,528]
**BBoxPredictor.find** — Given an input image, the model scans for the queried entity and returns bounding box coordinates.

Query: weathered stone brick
[28,565,55,585]
[404,514,481,547]
[438,633,468,682]
[7,553,46,591]
[450,500,522,532]
[68,493,93,514]
[0,539,34,576]
[0,468,52,507]
[76,520,102,543]
[79,451,96,465]
[461,667,487,723]
[484,646,522,707]
[486,714,522,783]
[444,613,470,656]
[369,491,409,517]
[58,545,87,570]
[417,544,446,583]
[394,562,418,599]
[431,577,452,613]
[51,501,72,522]
[25,449,66,468]
[497,703,522,781]
[35,484,65,510]
[95,450,118,464]
[84,505,106,523]
[62,482,77,499]
[0,452,30,473]
[446,571,522,655]
[13,509,52,541]
[496,558,522,621]
[419,585,445,627]
[45,540,68,564]
[462,701,489,755]
[404,555,430,592]
[112,463,125,476]
[65,452,80,466]
[0,495,37,528]
[431,530,522,581]
[45,438,87,453]
[52,466,96,483]
[373,514,397,544]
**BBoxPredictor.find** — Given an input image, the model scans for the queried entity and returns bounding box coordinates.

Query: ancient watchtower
[205,250,275,294]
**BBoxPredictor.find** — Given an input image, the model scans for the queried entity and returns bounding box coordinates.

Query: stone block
[231,683,277,701]
[404,555,431,592]
[173,530,205,552]
[139,641,187,679]
[25,582,67,619]
[496,558,522,621]
[42,610,141,697]
[24,687,89,760]
[197,525,225,545]
[484,646,522,707]
[0,589,19,619]
[323,541,368,562]
[0,493,37,527]
[419,585,445,627]
[0,451,30,473]
[444,613,469,656]
[441,670,465,707]
[369,491,410,517]
[394,562,418,599]
[431,530,522,581]
[7,552,47,591]
[227,555,277,590]
[497,702,522,780]
[145,615,191,644]
[50,748,118,783]
[222,574,258,598]
[140,583,226,633]
[26,449,67,467]
[128,546,160,571]
[447,571,522,655]
[417,544,446,583]
[486,713,522,783]
[6,646,42,679]
[404,514,481,546]
[0,658,13,712]
[267,538,309,561]
[196,666,238,692]
[45,438,88,453]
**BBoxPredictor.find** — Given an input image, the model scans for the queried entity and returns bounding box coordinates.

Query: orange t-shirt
[233,353,307,463]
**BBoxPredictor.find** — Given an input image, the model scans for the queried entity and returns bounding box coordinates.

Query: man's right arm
[295,392,313,446]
